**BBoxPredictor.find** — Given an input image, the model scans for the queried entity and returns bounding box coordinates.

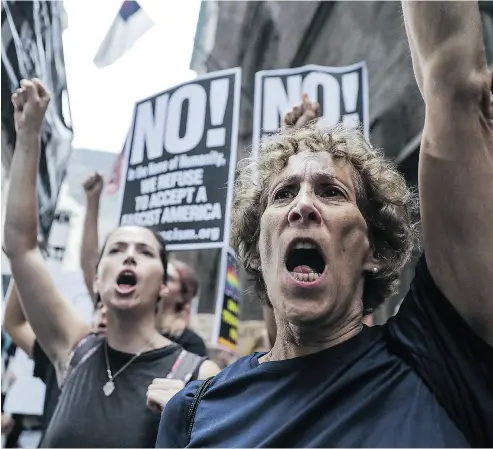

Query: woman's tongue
[116,282,136,294]
[291,265,319,282]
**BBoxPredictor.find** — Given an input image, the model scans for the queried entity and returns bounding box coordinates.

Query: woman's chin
[108,295,141,311]
[282,299,332,325]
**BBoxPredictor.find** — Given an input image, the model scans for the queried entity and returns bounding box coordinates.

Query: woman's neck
[261,307,363,363]
[266,321,362,362]
[106,311,169,354]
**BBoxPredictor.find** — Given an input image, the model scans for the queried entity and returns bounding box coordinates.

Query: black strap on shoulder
[186,376,214,441]
[167,349,207,384]
[61,333,104,388]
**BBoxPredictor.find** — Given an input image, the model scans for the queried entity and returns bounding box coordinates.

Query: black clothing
[32,340,60,431]
[40,340,183,448]
[157,255,493,448]
[165,328,207,357]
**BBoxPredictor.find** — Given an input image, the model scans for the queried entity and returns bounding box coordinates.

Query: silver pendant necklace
[103,341,143,397]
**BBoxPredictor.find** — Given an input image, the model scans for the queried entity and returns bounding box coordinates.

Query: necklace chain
[103,341,147,396]
[104,342,142,381]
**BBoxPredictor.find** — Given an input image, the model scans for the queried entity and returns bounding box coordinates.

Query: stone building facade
[190,1,493,323]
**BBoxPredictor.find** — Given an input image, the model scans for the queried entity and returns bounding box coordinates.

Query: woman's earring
[372,267,378,274]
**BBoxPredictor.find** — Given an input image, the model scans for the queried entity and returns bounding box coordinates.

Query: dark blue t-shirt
[156,255,493,447]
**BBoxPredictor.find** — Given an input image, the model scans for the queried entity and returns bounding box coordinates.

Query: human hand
[83,172,104,202]
[283,93,320,128]
[11,78,50,134]
[146,378,185,413]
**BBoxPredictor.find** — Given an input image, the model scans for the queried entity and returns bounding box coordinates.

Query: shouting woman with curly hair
[157,2,493,446]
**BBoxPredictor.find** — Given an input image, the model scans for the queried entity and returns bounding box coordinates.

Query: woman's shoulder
[164,354,256,412]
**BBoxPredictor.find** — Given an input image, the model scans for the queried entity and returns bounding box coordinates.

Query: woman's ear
[363,254,385,274]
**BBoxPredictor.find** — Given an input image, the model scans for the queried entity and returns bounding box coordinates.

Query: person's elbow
[4,324,35,358]
[4,227,38,260]
[423,43,491,105]
[198,360,221,380]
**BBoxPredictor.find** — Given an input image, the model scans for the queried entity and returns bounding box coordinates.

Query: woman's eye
[108,248,119,254]
[142,250,153,257]
[320,185,344,198]
[273,187,294,201]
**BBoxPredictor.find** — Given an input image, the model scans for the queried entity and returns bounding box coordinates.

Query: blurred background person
[156,260,207,357]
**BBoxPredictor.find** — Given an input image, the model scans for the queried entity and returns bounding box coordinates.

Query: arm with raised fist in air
[4,79,91,376]
[80,172,104,300]
[403,1,493,344]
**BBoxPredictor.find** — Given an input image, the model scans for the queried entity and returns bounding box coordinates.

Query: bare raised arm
[80,172,103,299]
[4,79,91,371]
[403,1,493,344]
[3,280,36,358]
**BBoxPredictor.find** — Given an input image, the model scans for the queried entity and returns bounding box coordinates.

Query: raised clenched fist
[146,378,186,414]
[11,78,50,133]
[283,93,320,129]
[83,172,104,202]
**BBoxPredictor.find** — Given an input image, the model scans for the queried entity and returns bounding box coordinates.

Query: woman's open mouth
[115,270,138,295]
[285,240,326,285]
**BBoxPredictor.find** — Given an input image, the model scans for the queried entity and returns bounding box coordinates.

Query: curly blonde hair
[231,122,418,314]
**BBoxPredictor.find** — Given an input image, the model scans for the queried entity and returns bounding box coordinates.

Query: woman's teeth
[293,241,318,249]
[290,272,320,282]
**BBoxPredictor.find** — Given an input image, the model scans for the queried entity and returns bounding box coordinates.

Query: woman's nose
[288,192,322,226]
[123,248,137,265]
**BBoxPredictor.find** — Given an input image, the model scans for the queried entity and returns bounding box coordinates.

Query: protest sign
[1,1,73,243]
[46,210,71,262]
[252,63,369,158]
[118,68,241,250]
[213,248,240,351]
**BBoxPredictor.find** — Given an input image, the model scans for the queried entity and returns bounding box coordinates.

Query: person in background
[80,171,104,304]
[247,329,271,354]
[4,78,218,448]
[79,173,207,357]
[156,260,207,357]
[208,347,236,370]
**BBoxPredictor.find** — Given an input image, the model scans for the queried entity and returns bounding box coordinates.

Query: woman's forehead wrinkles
[278,153,336,183]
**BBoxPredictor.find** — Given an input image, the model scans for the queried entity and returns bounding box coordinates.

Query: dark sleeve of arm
[32,339,51,383]
[155,381,201,448]
[387,254,493,447]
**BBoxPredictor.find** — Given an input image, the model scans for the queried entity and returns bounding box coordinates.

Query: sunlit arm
[80,198,100,299]
[4,124,90,371]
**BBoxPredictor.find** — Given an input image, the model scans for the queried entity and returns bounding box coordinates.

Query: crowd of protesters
[2,1,493,447]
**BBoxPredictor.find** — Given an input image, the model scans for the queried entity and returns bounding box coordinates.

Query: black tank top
[40,339,182,448]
